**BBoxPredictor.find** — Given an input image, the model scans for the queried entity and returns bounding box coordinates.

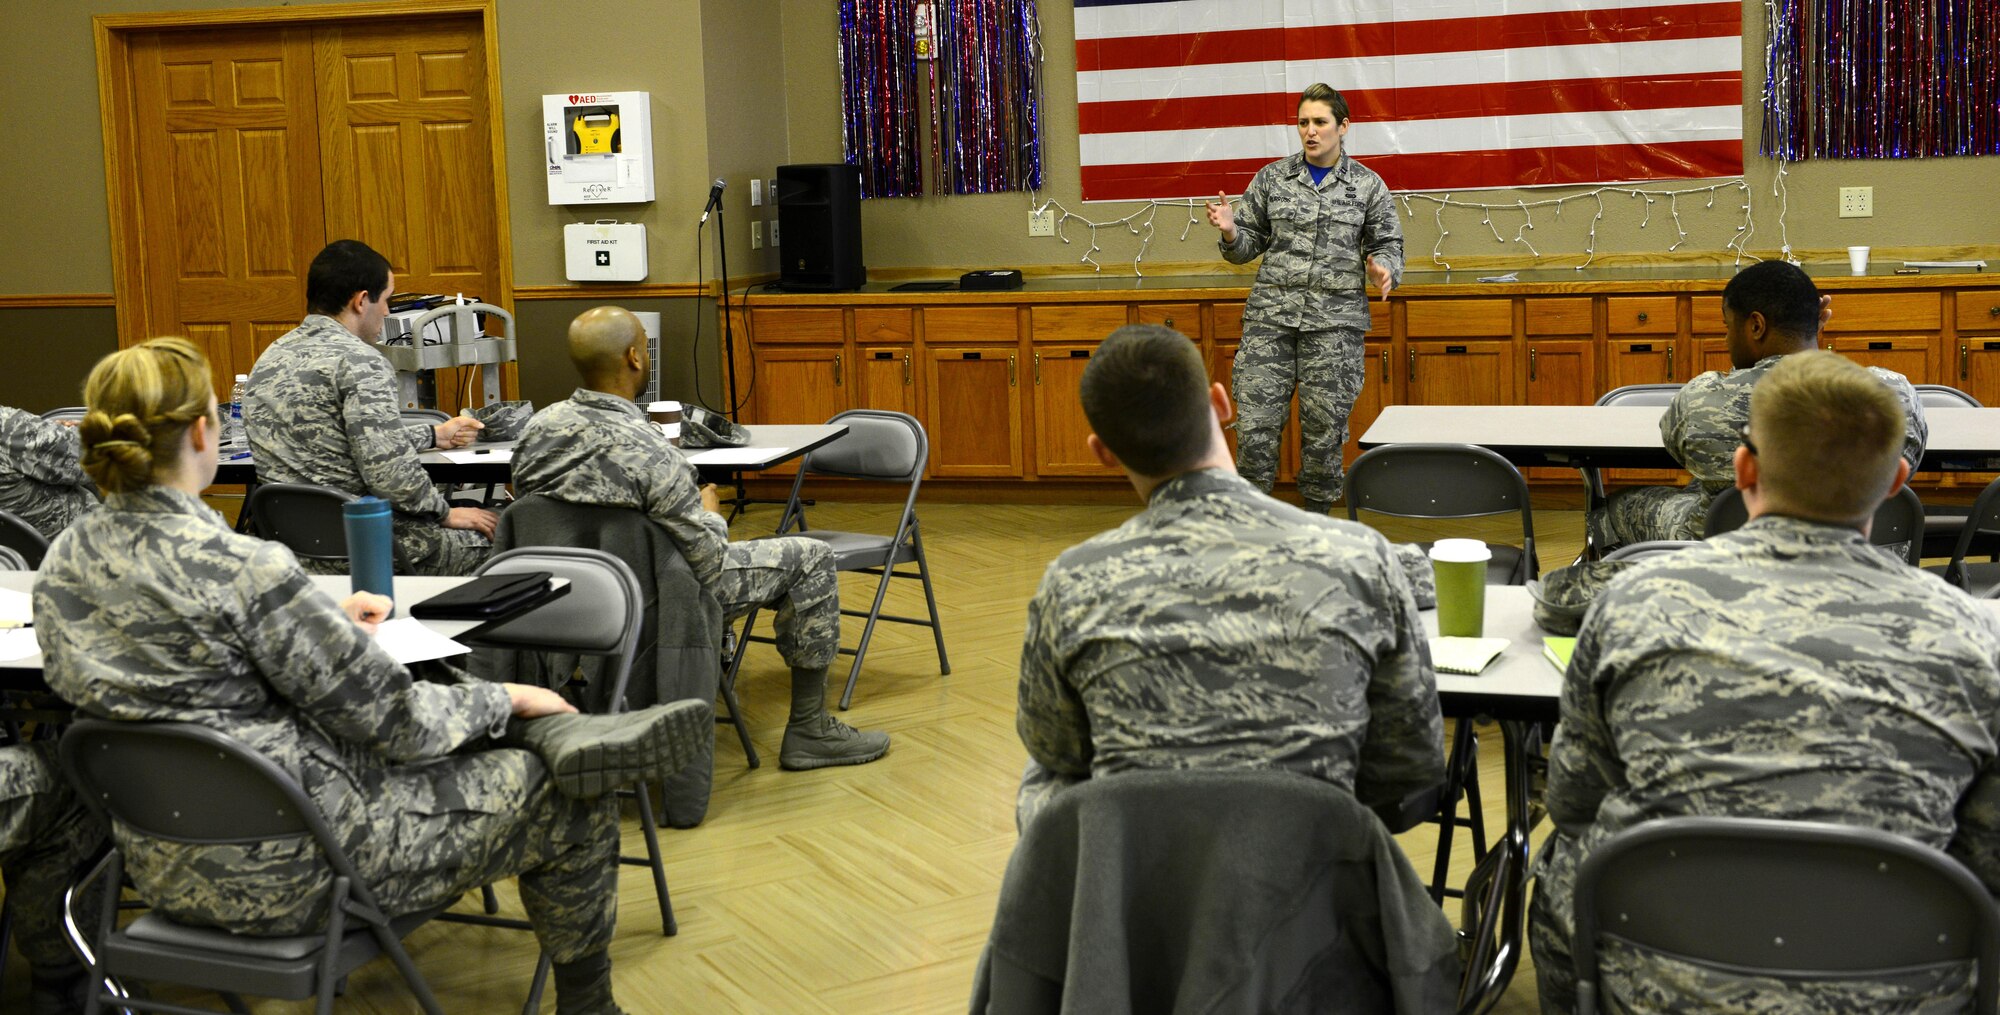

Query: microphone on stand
[699,178,727,224]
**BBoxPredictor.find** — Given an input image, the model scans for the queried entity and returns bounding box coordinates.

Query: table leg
[1455,718,1539,1015]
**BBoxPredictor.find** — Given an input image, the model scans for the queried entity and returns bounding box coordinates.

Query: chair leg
[482,883,502,915]
[1428,721,1482,903]
[837,559,901,711]
[630,786,677,936]
[316,881,349,1015]
[912,532,950,676]
[721,612,761,768]
[522,953,553,1015]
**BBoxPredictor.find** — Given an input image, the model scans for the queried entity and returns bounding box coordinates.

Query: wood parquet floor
[2,499,1569,1014]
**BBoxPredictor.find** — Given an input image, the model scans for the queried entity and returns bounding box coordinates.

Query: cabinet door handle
[1665,343,1675,380]
[1408,350,1416,382]
[1379,349,1388,382]
[1009,353,1017,387]
[1989,306,1999,318]
[1033,353,1041,386]
[1163,316,1175,328]
[833,354,842,386]
[1637,311,1649,324]
[903,353,911,386]
[1529,348,1538,382]
[1964,343,1971,380]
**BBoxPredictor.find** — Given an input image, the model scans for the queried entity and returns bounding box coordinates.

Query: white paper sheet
[686,446,785,467]
[0,626,39,662]
[372,617,470,664]
[0,588,31,624]
[439,448,513,465]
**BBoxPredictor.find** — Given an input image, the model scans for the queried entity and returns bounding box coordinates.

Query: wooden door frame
[95,0,514,346]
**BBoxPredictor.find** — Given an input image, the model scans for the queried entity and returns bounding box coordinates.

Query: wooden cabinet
[1032,345,1118,476]
[1827,336,1941,385]
[926,346,1022,477]
[1407,341,1513,405]
[854,346,916,417]
[1135,302,1201,338]
[748,307,844,343]
[1347,341,1395,471]
[745,345,846,476]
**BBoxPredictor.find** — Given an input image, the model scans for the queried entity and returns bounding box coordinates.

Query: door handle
[1407,350,1415,382]
[832,354,842,386]
[1529,348,1538,382]
[1009,353,1017,387]
[1379,349,1388,383]
[1637,311,1649,324]
[1665,343,1674,380]
[903,352,911,386]
[1033,352,1041,386]
[1964,343,1971,380]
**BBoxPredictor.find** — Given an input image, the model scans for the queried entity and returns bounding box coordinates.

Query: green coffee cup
[1430,539,1491,637]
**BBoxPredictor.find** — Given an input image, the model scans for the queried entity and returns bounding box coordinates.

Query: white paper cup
[1848,245,1870,273]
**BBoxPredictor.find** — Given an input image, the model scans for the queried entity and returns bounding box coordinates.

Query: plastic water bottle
[225,374,248,449]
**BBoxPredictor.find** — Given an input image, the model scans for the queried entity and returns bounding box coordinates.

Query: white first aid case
[564,221,648,282]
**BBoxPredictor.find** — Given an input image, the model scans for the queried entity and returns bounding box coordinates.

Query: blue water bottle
[342,496,395,608]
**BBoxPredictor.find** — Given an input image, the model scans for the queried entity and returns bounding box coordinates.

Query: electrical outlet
[1839,186,1873,218]
[749,178,762,207]
[768,177,780,205]
[769,219,780,247]
[750,221,763,249]
[1028,208,1056,236]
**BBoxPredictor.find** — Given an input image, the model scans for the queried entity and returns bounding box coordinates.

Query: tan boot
[505,699,712,799]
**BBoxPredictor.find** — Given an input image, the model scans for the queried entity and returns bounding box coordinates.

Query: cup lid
[1428,538,1493,562]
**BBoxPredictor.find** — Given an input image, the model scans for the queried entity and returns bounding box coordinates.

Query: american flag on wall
[1074,0,1745,201]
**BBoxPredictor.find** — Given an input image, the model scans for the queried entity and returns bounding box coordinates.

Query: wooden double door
[115,13,505,407]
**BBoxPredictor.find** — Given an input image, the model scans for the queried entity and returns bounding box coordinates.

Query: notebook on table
[1427,637,1509,675]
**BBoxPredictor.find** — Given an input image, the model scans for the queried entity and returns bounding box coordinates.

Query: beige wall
[4,0,1994,303]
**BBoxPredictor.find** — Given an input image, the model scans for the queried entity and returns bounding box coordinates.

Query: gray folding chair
[727,409,949,710]
[1345,442,1536,903]
[399,408,453,425]
[0,544,26,570]
[1709,486,1926,565]
[1927,476,2000,597]
[1600,540,1699,563]
[58,719,448,1015]
[1913,385,1994,560]
[0,508,50,569]
[1581,384,1684,559]
[474,547,683,937]
[245,482,356,563]
[1573,816,2000,1015]
[38,406,87,423]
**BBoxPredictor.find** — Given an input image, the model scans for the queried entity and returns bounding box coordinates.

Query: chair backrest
[802,410,927,482]
[1594,384,1683,408]
[1945,476,2000,589]
[0,508,50,568]
[1914,384,1983,409]
[1345,443,1536,577]
[1601,540,1700,563]
[1709,485,1927,564]
[58,720,365,887]
[247,483,357,561]
[1573,816,2000,1015]
[474,546,644,708]
[39,405,88,422]
[0,544,27,570]
[399,408,453,425]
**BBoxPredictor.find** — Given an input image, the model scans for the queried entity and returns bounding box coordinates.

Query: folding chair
[244,482,355,563]
[727,409,949,710]
[1926,476,2000,597]
[1912,385,1995,560]
[1600,540,1699,563]
[0,543,28,571]
[474,547,683,936]
[1581,384,1683,560]
[58,719,449,1015]
[1573,816,2000,1015]
[405,406,502,506]
[0,509,50,569]
[1346,442,1537,903]
[1708,486,1926,565]
[38,406,87,423]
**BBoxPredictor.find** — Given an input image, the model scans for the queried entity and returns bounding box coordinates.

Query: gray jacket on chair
[479,494,725,826]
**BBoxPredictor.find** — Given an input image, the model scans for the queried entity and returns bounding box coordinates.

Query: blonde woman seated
[33,338,710,1015]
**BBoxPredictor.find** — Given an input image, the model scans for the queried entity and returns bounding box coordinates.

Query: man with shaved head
[511,307,889,770]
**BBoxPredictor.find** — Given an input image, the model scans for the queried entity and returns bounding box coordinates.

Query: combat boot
[504,698,711,799]
[552,951,626,1015]
[778,665,890,770]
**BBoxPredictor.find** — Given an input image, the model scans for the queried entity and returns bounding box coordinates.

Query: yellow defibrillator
[572,110,620,154]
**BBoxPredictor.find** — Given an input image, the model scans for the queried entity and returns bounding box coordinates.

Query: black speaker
[776,163,865,291]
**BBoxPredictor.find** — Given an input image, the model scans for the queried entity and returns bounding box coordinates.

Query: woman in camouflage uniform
[1208,83,1404,514]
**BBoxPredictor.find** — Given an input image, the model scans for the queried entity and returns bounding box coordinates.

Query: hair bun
[79,411,155,493]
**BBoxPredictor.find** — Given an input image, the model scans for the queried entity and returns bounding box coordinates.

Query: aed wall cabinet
[543,91,655,204]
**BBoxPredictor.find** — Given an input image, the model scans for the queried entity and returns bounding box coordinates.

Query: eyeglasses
[1737,423,1758,455]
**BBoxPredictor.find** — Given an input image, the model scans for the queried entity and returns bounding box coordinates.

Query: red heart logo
[569,94,581,104]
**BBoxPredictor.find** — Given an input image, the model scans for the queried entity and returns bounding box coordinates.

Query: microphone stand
[703,192,775,522]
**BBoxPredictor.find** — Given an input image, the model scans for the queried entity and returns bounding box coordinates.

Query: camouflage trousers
[1587,482,1710,550]
[125,747,618,964]
[1232,321,1367,508]
[716,536,840,672]
[1530,831,1973,1014]
[0,742,108,969]
[392,512,491,577]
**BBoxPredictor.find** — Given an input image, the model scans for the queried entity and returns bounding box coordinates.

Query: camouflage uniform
[1220,151,1403,509]
[0,742,107,972]
[1015,467,1444,826]
[33,487,619,962]
[0,405,97,540]
[1530,515,2000,1012]
[513,388,838,669]
[1589,354,1928,547]
[245,315,489,575]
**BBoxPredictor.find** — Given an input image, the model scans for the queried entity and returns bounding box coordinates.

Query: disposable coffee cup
[645,400,683,425]
[1430,538,1491,637]
[1848,245,1870,273]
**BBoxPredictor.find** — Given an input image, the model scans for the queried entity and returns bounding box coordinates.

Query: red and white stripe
[1074,0,1744,201]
